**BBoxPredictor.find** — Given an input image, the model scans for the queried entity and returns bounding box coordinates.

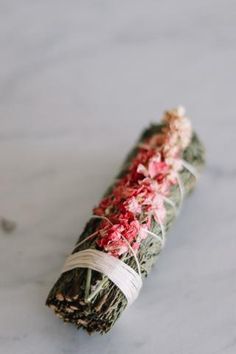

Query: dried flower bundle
[46,107,205,333]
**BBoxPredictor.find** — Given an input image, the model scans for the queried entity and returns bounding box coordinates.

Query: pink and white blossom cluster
[93,107,192,257]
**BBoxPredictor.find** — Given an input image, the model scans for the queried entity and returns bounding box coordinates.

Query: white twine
[120,235,141,276]
[61,159,197,306]
[176,173,185,213]
[163,196,177,215]
[145,229,164,247]
[181,159,199,180]
[62,249,142,306]
[176,159,198,213]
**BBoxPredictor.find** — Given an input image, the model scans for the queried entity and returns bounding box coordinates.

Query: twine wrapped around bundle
[46,107,205,333]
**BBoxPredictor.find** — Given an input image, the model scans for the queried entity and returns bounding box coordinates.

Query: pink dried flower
[124,196,142,214]
[162,106,192,150]
[93,107,192,257]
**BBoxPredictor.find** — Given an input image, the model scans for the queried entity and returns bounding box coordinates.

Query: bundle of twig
[46,107,205,334]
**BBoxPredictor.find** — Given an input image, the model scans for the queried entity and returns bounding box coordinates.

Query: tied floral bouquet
[46,107,205,333]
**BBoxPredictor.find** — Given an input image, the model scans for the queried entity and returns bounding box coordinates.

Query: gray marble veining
[0,1,235,353]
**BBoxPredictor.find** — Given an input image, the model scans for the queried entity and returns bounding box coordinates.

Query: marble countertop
[0,1,235,353]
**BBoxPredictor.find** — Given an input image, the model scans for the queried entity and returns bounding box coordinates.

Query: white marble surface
[0,1,236,353]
